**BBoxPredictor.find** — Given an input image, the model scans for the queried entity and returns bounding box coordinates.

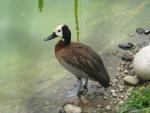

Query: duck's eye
[58,30,61,32]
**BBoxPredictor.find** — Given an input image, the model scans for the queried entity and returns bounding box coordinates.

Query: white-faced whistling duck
[44,25,110,97]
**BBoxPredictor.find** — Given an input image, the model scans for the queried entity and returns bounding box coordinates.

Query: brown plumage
[55,41,110,88]
[44,25,110,94]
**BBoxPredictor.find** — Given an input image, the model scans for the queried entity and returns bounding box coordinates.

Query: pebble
[129,64,133,69]
[117,67,121,71]
[133,48,140,53]
[119,95,125,99]
[105,105,111,111]
[129,34,134,37]
[124,75,139,85]
[120,61,126,66]
[112,92,117,97]
[136,27,144,34]
[121,55,133,61]
[112,50,118,55]
[117,85,124,92]
[115,89,119,93]
[113,101,117,104]
[97,104,103,108]
[63,104,81,113]
[123,70,128,74]
[119,88,124,92]
[144,29,150,35]
[120,73,126,77]
[104,96,108,100]
[118,85,124,89]
[118,42,134,50]
[111,89,116,93]
[120,67,124,71]
[112,79,118,84]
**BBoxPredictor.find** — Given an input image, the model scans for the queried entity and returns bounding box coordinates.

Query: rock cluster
[114,39,150,85]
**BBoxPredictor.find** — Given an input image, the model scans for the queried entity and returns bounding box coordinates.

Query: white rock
[110,89,116,93]
[133,45,150,80]
[64,104,81,113]
[105,105,111,111]
[104,96,108,100]
[123,75,139,85]
[112,92,117,97]
[97,104,103,108]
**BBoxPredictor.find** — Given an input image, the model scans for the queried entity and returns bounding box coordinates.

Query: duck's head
[44,25,71,44]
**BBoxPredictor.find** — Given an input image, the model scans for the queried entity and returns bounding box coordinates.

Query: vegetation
[118,86,150,113]
[38,0,44,12]
[74,0,80,42]
[38,0,80,41]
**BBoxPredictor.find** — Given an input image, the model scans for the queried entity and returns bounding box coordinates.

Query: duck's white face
[54,25,63,38]
[44,24,71,42]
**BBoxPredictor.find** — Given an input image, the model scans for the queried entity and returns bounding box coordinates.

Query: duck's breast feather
[55,42,110,87]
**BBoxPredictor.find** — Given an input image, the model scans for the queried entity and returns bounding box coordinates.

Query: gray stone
[121,55,133,61]
[123,70,128,74]
[144,29,150,35]
[103,96,108,100]
[129,34,134,37]
[97,104,103,108]
[111,89,116,93]
[118,42,134,50]
[133,45,150,80]
[119,88,124,92]
[105,105,111,111]
[119,95,125,99]
[136,28,144,34]
[112,92,117,97]
[63,104,81,113]
[112,50,118,55]
[124,75,139,85]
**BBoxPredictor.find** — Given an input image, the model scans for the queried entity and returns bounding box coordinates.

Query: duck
[44,25,110,97]
[133,44,150,80]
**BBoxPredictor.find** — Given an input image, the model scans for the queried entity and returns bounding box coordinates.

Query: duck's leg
[77,77,88,96]
[66,78,88,97]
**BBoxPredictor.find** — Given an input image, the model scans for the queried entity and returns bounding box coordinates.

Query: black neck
[62,36,71,45]
[62,25,71,45]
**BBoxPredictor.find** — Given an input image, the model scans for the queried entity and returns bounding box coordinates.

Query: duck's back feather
[55,42,110,88]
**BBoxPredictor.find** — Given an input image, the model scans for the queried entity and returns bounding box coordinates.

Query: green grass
[118,86,150,113]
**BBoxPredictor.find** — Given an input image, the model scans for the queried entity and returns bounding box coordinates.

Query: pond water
[0,0,150,113]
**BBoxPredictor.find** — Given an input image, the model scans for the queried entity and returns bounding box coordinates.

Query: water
[0,0,150,113]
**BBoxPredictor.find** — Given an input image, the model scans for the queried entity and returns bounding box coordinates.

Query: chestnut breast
[54,41,110,86]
